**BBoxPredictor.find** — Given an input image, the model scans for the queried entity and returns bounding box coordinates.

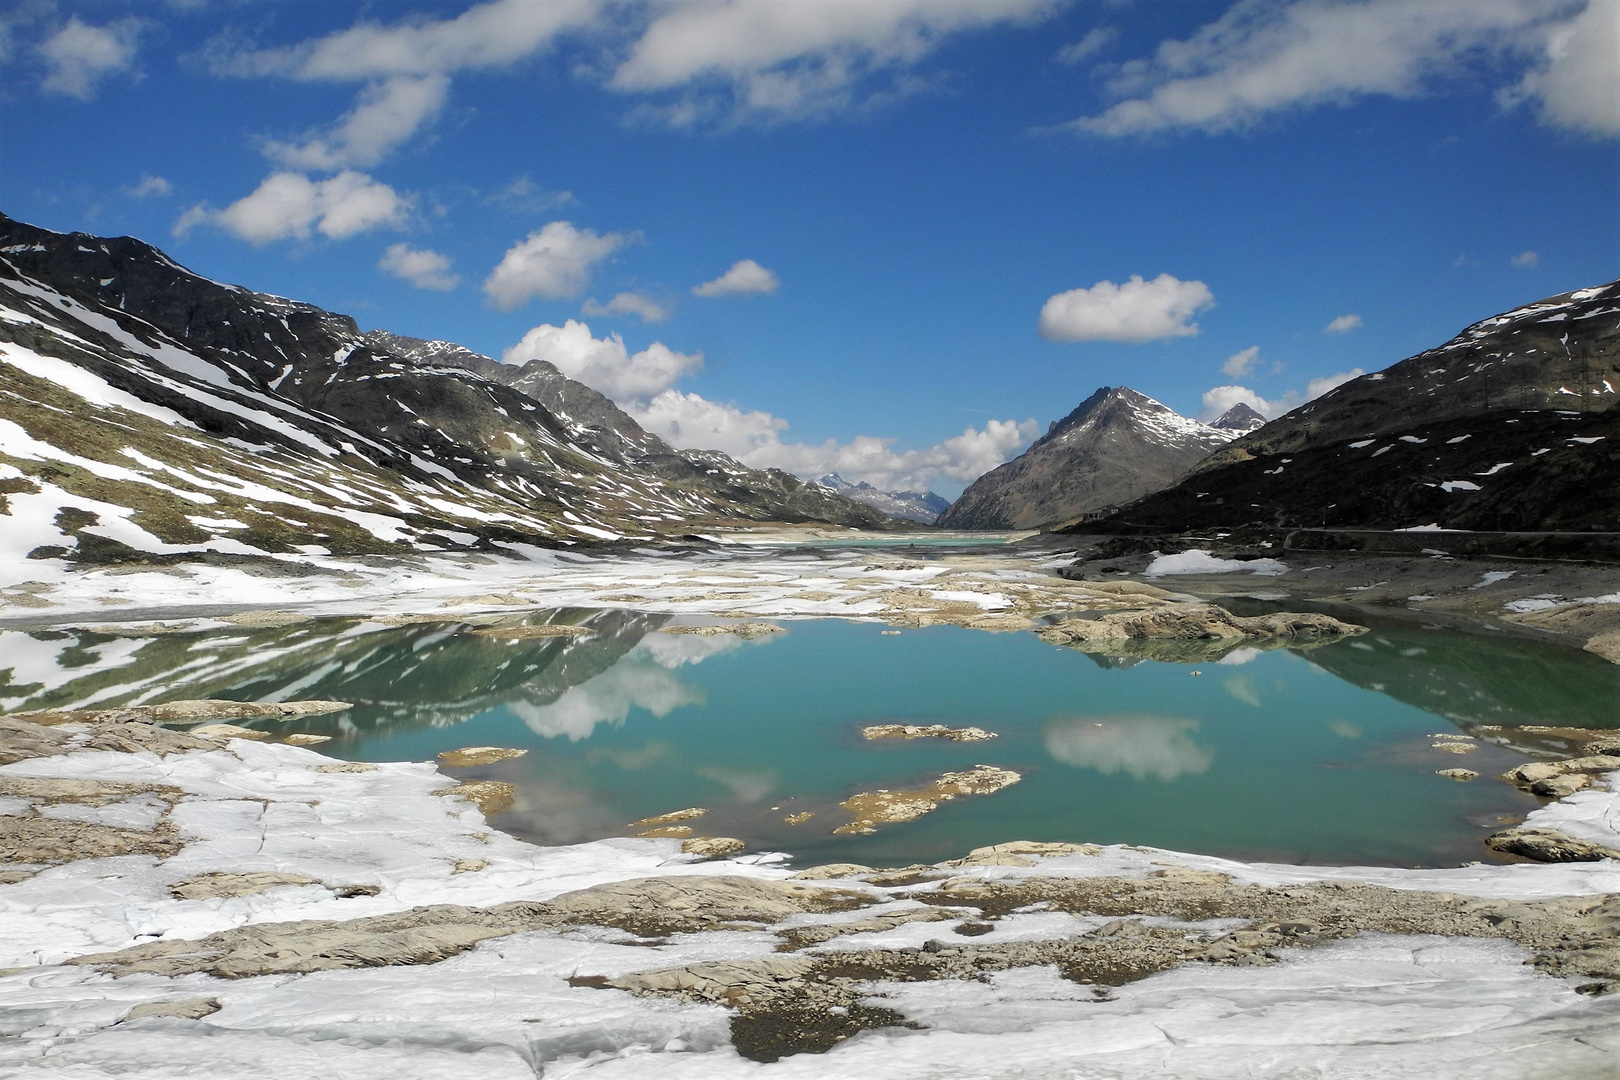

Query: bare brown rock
[682,836,746,860]
[433,780,515,816]
[862,724,996,742]
[1485,827,1620,862]
[5,699,351,726]
[170,873,320,900]
[835,765,1021,835]
[1037,605,1365,662]
[468,624,595,639]
[121,998,221,1022]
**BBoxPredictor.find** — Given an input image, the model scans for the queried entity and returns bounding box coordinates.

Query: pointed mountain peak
[1212,402,1267,432]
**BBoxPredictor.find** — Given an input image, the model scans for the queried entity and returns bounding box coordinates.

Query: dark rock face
[1087,281,1620,533]
[1212,402,1267,432]
[936,388,1235,530]
[0,213,890,560]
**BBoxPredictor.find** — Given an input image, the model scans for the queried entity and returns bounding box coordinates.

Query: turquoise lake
[8,610,1619,869]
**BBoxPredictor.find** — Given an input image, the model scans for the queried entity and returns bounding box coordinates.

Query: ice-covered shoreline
[2,709,1619,1076]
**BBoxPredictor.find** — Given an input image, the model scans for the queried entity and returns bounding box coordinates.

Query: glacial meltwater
[7,611,1618,869]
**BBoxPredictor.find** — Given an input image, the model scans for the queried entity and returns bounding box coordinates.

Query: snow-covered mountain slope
[936,387,1239,530]
[816,473,950,525]
[0,215,892,567]
[1092,280,1620,533]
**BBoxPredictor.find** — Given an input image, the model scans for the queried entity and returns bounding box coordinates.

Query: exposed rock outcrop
[1035,604,1365,662]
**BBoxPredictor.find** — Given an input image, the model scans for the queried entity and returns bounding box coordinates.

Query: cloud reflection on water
[1043,715,1214,781]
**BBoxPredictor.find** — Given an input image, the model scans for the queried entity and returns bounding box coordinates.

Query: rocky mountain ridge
[0,213,892,567]
[814,473,950,524]
[937,387,1240,530]
[1087,280,1620,533]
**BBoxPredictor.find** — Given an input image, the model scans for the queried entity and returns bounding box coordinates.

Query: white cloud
[1039,274,1214,343]
[123,175,172,199]
[1222,345,1261,376]
[1056,26,1119,65]
[505,319,1035,492]
[39,17,140,100]
[502,319,702,400]
[215,0,602,81]
[1201,366,1364,420]
[487,176,575,213]
[483,222,635,310]
[582,292,673,323]
[630,390,1037,492]
[1324,313,1363,334]
[1306,367,1363,398]
[691,258,780,297]
[1067,0,1591,138]
[378,243,459,291]
[1511,250,1540,269]
[263,74,449,170]
[1512,0,1620,137]
[611,0,1061,122]
[173,171,411,244]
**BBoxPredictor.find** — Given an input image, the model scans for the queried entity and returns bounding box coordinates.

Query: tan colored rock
[453,859,488,874]
[547,875,868,935]
[219,611,311,628]
[468,624,595,639]
[190,723,271,741]
[1486,827,1620,862]
[835,765,1021,835]
[433,781,515,816]
[657,622,783,638]
[638,826,694,838]
[788,863,874,880]
[1431,742,1474,755]
[437,746,527,768]
[1532,774,1591,798]
[4,700,351,727]
[1036,605,1365,658]
[682,836,746,860]
[782,812,815,825]
[122,998,221,1022]
[318,762,377,774]
[862,724,997,742]
[1586,630,1620,664]
[630,807,708,826]
[171,872,319,900]
[282,733,332,746]
[948,841,1102,867]
[2,815,181,865]
[1436,769,1479,781]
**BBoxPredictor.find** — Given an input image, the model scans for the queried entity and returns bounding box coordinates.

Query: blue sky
[1,0,1615,496]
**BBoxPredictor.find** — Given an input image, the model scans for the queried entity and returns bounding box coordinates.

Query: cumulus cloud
[1510,0,1620,138]
[1067,0,1600,139]
[502,319,702,400]
[1511,250,1540,269]
[611,0,1061,122]
[173,171,411,244]
[378,243,459,290]
[483,222,635,310]
[122,175,172,199]
[1222,345,1261,377]
[502,319,1033,491]
[1200,366,1364,420]
[263,74,449,170]
[631,390,1037,492]
[1324,313,1363,334]
[39,16,140,100]
[1039,274,1214,343]
[1043,715,1214,781]
[582,292,672,323]
[692,258,780,297]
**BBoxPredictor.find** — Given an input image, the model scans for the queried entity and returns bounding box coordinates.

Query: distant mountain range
[1083,281,1620,533]
[815,473,950,524]
[936,388,1251,530]
[0,213,896,566]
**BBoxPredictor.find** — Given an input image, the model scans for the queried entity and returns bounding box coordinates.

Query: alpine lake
[10,593,1619,873]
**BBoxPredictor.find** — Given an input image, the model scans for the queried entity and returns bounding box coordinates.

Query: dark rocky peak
[1034,386,1219,452]
[0,213,358,389]
[1213,402,1267,432]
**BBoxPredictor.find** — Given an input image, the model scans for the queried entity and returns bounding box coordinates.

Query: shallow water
[6,611,1618,869]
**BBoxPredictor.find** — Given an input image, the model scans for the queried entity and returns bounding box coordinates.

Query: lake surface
[7,610,1619,869]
